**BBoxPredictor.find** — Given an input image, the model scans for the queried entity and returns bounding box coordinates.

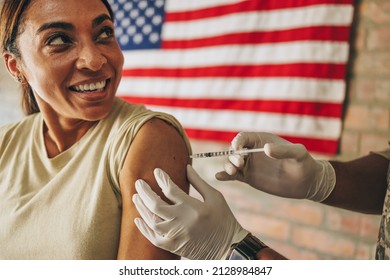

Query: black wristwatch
[227,233,268,260]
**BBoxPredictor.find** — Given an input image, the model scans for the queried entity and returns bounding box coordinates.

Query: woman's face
[15,0,124,121]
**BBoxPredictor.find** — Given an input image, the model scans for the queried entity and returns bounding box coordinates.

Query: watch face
[229,249,248,260]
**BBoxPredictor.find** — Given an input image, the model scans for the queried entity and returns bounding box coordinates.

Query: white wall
[0,61,23,125]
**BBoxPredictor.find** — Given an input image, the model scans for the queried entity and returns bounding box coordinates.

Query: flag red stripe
[185,128,339,154]
[166,0,354,22]
[119,96,342,118]
[281,135,339,154]
[162,26,351,49]
[122,63,346,79]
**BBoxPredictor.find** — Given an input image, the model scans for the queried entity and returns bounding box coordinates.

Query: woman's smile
[70,79,107,93]
[69,78,111,102]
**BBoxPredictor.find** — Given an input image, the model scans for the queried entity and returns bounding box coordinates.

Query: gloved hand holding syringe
[190,147,265,158]
[191,132,335,201]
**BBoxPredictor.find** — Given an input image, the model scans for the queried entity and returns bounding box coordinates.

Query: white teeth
[73,80,106,92]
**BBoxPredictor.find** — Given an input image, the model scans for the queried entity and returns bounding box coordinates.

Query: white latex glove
[132,165,249,260]
[216,132,336,202]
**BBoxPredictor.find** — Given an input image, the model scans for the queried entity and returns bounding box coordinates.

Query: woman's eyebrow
[36,14,113,35]
[36,22,74,35]
[92,14,113,27]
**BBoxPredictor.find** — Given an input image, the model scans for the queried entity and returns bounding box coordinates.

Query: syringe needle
[190,148,265,159]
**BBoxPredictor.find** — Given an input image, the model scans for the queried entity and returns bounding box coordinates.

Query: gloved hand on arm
[132,165,249,260]
[216,132,336,202]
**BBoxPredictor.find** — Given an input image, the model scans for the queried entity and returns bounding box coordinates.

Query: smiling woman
[0,0,191,260]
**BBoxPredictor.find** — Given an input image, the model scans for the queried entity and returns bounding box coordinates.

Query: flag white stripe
[147,105,342,139]
[123,42,349,68]
[166,0,245,12]
[163,5,353,40]
[118,77,345,103]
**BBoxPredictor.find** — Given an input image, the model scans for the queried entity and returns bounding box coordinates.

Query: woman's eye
[50,37,65,45]
[97,27,114,40]
[46,34,70,46]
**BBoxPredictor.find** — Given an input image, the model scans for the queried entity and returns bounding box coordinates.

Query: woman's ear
[3,51,21,80]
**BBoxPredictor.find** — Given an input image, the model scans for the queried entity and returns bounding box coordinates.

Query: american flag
[110,0,354,155]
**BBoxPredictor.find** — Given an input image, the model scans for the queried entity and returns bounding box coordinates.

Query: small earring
[14,75,23,83]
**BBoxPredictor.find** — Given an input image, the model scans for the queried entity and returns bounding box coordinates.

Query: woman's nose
[75,42,107,71]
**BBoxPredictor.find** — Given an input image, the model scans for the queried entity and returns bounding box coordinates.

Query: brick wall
[341,0,390,159]
[0,0,389,260]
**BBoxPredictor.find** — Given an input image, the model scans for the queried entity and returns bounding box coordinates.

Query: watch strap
[228,233,268,260]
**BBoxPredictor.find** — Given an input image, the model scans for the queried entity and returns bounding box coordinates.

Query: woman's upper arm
[117,117,191,259]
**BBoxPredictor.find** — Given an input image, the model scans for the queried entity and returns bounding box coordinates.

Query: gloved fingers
[232,132,292,151]
[133,193,180,237]
[153,168,189,204]
[132,193,164,227]
[215,170,236,181]
[231,132,258,150]
[134,217,165,246]
[228,154,245,169]
[224,161,238,176]
[231,132,253,150]
[214,157,243,180]
[134,217,157,240]
[133,195,180,238]
[134,179,175,221]
[216,154,244,177]
[135,217,183,254]
[186,165,220,199]
[265,143,308,161]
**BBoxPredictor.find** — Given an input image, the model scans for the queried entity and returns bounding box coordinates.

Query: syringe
[190,148,265,159]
